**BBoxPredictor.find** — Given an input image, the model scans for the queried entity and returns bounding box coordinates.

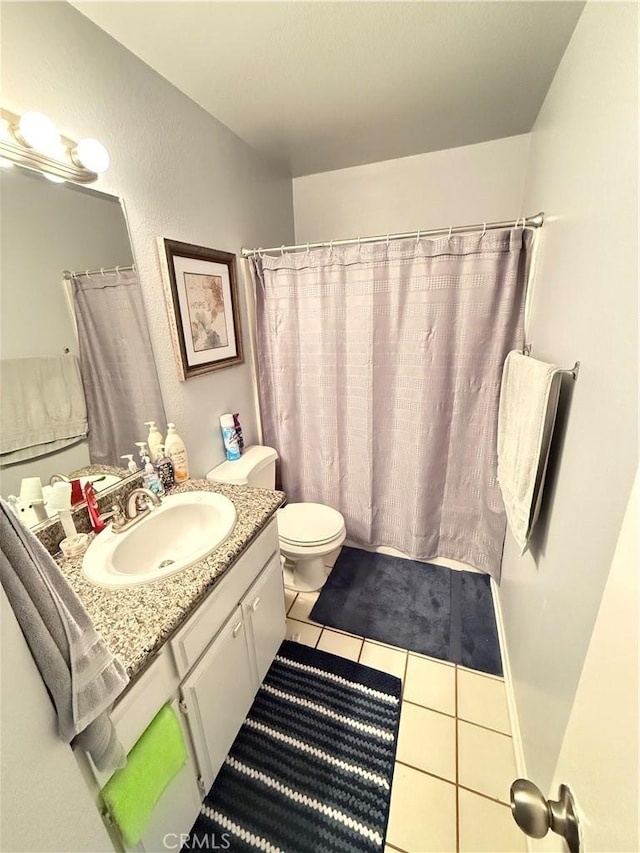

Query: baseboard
[492,579,533,851]
[343,539,482,573]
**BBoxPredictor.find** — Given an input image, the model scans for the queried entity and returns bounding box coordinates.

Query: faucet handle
[134,492,159,512]
[100,503,125,527]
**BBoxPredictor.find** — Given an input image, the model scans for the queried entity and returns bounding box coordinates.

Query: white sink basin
[82,491,236,588]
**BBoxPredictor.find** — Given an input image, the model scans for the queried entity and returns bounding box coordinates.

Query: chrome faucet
[49,473,70,486]
[111,488,162,534]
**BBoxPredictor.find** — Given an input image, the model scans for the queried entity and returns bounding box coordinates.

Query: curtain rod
[241,212,544,257]
[62,264,135,280]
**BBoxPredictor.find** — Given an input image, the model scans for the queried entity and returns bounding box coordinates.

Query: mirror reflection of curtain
[71,270,166,466]
[252,229,530,580]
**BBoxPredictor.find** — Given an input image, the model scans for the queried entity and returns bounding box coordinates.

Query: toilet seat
[278,503,345,547]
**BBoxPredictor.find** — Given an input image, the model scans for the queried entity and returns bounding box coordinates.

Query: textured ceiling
[73,1,585,177]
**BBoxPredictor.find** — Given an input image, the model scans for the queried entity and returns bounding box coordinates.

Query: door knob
[510,779,580,853]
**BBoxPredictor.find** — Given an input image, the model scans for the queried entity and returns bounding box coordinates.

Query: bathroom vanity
[62,481,286,853]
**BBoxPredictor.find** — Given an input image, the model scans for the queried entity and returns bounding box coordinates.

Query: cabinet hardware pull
[197,776,207,793]
[232,621,243,638]
[178,699,188,715]
[251,597,261,612]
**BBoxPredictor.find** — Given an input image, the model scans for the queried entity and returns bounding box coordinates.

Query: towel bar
[557,361,580,380]
[522,345,580,381]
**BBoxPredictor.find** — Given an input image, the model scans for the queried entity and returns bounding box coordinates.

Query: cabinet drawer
[170,518,278,677]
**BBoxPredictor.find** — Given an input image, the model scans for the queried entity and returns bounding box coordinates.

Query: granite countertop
[55,479,285,682]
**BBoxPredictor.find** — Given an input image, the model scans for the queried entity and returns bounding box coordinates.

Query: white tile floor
[284,589,526,853]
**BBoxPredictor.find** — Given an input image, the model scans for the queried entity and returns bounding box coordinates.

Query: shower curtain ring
[481,222,487,237]
[280,245,285,257]
[386,233,390,248]
[306,243,310,254]
[416,229,421,246]
[115,265,120,274]
[100,267,105,277]
[447,225,452,241]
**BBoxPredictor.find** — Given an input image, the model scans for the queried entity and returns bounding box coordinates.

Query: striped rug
[184,640,401,853]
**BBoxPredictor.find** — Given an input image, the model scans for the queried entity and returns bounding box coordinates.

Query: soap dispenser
[120,454,138,474]
[135,441,149,469]
[143,456,164,496]
[165,423,189,483]
[144,421,164,463]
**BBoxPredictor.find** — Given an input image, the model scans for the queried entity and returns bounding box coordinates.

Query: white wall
[499,1,638,791]
[534,473,638,853]
[0,1,294,480]
[293,134,531,241]
[0,589,113,853]
[0,169,134,497]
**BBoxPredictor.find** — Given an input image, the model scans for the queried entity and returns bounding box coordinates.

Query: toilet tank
[206,445,278,489]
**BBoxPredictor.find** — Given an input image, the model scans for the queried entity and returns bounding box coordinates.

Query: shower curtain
[252,228,530,579]
[72,269,166,467]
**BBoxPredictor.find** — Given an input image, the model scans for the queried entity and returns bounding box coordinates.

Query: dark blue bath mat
[310,547,503,676]
[183,640,401,853]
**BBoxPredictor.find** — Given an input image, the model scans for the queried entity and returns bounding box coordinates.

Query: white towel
[0,355,88,464]
[497,351,562,553]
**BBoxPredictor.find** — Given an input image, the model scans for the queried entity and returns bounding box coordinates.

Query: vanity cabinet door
[243,553,287,686]
[180,606,255,793]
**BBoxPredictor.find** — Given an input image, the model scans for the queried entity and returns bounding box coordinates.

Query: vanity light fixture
[71,137,110,174]
[0,107,109,184]
[15,111,62,156]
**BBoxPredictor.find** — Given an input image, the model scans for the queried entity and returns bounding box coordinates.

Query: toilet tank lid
[206,445,278,485]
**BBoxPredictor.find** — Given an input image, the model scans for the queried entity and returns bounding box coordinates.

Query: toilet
[206,445,345,592]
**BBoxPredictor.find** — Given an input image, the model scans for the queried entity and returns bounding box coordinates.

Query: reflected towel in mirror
[0,354,88,465]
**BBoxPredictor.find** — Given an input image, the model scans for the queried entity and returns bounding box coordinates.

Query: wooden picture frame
[158,238,243,381]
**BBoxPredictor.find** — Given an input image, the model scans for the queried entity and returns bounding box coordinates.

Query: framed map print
[158,238,243,380]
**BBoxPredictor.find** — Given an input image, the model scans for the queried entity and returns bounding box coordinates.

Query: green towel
[101,704,187,846]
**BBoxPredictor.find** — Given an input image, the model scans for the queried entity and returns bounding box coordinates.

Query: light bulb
[17,111,61,156]
[44,173,65,184]
[0,158,13,169]
[72,138,109,174]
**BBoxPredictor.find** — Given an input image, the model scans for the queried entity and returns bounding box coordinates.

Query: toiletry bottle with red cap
[84,482,105,533]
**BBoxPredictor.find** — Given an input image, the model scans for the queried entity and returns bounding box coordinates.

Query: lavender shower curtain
[252,228,530,579]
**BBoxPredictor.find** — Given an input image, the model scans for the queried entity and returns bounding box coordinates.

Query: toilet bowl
[278,502,346,592]
[206,445,345,593]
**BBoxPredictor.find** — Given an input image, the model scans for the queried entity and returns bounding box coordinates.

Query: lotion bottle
[144,421,164,463]
[165,423,189,483]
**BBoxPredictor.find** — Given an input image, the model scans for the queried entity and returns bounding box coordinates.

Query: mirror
[0,166,138,527]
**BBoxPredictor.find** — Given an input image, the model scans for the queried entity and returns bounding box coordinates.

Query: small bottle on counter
[143,457,164,496]
[121,454,138,474]
[233,413,244,455]
[154,444,176,491]
[220,413,241,461]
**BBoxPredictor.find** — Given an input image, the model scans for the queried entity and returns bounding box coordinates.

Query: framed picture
[158,238,243,380]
